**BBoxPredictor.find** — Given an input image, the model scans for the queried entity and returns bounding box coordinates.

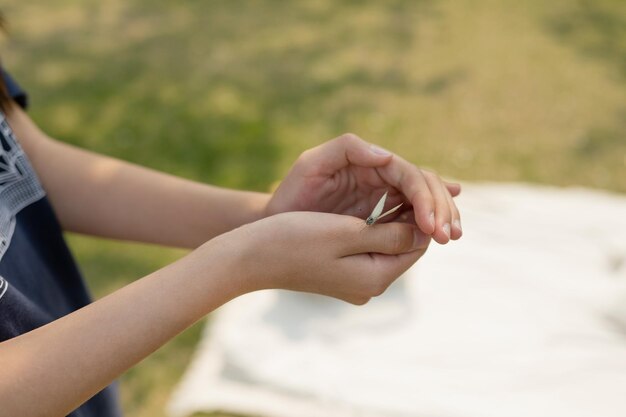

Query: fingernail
[370,144,392,156]
[428,212,435,230]
[443,223,451,239]
[453,219,462,234]
[412,229,429,250]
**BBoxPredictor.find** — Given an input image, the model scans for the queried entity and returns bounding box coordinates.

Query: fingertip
[446,182,462,197]
[451,219,463,240]
[364,144,393,168]
[416,210,435,235]
[429,221,452,244]
[369,144,393,158]
[443,223,451,240]
[345,137,393,167]
[432,231,451,245]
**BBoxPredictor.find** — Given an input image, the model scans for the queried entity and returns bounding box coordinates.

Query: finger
[343,221,431,256]
[395,209,417,225]
[423,170,453,244]
[445,187,462,239]
[445,181,462,197]
[368,249,426,287]
[377,157,436,234]
[298,133,393,176]
[341,248,426,298]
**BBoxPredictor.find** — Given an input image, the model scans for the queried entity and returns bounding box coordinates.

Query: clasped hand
[267,133,461,244]
[214,133,462,305]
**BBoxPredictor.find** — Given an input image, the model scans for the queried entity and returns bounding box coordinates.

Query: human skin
[8,107,461,247]
[265,133,462,243]
[0,104,461,417]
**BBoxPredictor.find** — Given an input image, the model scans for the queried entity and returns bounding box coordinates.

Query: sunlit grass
[2,0,625,416]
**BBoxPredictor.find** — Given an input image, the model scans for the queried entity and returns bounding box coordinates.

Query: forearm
[36,141,268,248]
[39,139,269,247]
[7,106,270,248]
[0,238,244,417]
[0,205,430,417]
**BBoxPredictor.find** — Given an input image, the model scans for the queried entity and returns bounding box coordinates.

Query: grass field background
[1,1,625,416]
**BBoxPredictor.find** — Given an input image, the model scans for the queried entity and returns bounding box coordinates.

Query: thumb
[347,221,431,256]
[300,134,393,175]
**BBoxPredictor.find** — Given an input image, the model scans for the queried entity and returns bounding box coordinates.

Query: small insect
[365,191,403,225]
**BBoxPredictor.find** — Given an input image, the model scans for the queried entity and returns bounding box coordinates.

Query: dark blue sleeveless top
[0,69,123,417]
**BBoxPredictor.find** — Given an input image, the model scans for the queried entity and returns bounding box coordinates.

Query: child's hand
[266,134,462,244]
[212,211,430,305]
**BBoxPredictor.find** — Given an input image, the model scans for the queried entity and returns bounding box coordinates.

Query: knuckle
[422,168,441,182]
[339,132,360,145]
[407,165,423,180]
[370,279,389,297]
[297,148,313,163]
[386,225,411,253]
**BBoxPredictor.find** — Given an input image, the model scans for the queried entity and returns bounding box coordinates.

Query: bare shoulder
[4,104,53,166]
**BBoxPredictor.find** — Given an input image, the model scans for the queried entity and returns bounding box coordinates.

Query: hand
[266,133,462,244]
[212,211,430,305]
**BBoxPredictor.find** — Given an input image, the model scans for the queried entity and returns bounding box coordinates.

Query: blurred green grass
[2,0,625,416]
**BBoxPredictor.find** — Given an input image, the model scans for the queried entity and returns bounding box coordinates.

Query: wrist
[249,191,272,222]
[193,229,257,300]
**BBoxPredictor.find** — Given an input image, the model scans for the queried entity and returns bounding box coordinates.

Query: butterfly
[365,191,403,225]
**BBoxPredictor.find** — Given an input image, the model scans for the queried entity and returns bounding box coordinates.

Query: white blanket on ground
[168,183,626,417]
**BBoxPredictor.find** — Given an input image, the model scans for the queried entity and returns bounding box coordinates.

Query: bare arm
[0,210,429,417]
[7,105,461,248]
[6,105,270,249]
[0,100,459,417]
[0,238,237,417]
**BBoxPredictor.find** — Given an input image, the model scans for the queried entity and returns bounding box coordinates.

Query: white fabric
[168,183,626,417]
